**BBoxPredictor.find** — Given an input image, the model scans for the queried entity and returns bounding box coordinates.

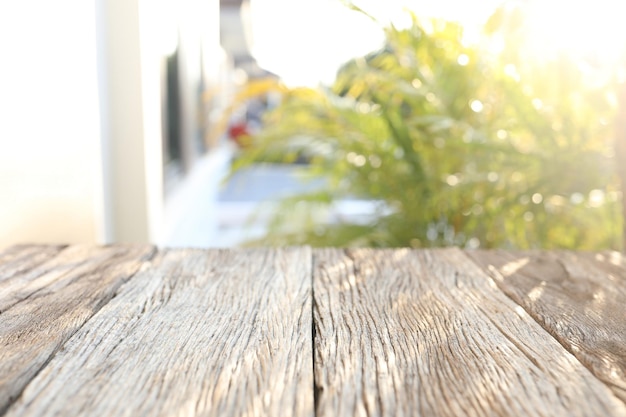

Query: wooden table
[1,245,626,416]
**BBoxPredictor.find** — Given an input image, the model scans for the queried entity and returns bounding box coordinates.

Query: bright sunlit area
[522,0,626,65]
[248,0,505,86]
[248,0,626,86]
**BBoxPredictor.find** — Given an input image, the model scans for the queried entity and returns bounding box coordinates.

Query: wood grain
[468,249,626,402]
[313,248,626,416]
[0,244,66,284]
[0,244,154,414]
[5,248,313,417]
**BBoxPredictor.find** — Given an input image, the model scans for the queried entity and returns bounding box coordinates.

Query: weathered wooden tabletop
[1,245,625,417]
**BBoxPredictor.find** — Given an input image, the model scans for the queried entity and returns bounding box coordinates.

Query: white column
[96,0,164,243]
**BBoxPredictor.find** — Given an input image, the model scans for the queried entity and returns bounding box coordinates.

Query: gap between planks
[311,251,320,416]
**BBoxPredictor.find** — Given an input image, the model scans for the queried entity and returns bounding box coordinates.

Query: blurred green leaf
[228,4,622,250]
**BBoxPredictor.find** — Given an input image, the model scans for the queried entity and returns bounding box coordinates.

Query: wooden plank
[5,248,313,417]
[313,248,626,417]
[0,244,150,314]
[0,244,66,284]
[468,249,626,402]
[0,244,154,414]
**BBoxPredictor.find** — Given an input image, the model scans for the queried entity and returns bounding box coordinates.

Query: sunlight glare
[527,281,545,302]
[525,0,626,65]
[249,0,384,86]
[249,0,625,86]
[501,257,530,277]
[249,0,501,86]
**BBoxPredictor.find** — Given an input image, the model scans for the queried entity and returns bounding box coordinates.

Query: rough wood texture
[0,244,154,414]
[0,244,66,284]
[6,248,313,417]
[468,250,626,402]
[313,248,626,416]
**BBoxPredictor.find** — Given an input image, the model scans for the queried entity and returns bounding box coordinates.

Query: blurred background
[0,0,625,250]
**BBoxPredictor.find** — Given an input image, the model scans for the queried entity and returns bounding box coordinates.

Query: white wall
[0,0,166,248]
[0,0,222,250]
[0,1,105,248]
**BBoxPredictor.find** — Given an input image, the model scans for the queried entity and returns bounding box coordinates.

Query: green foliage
[232,8,622,249]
